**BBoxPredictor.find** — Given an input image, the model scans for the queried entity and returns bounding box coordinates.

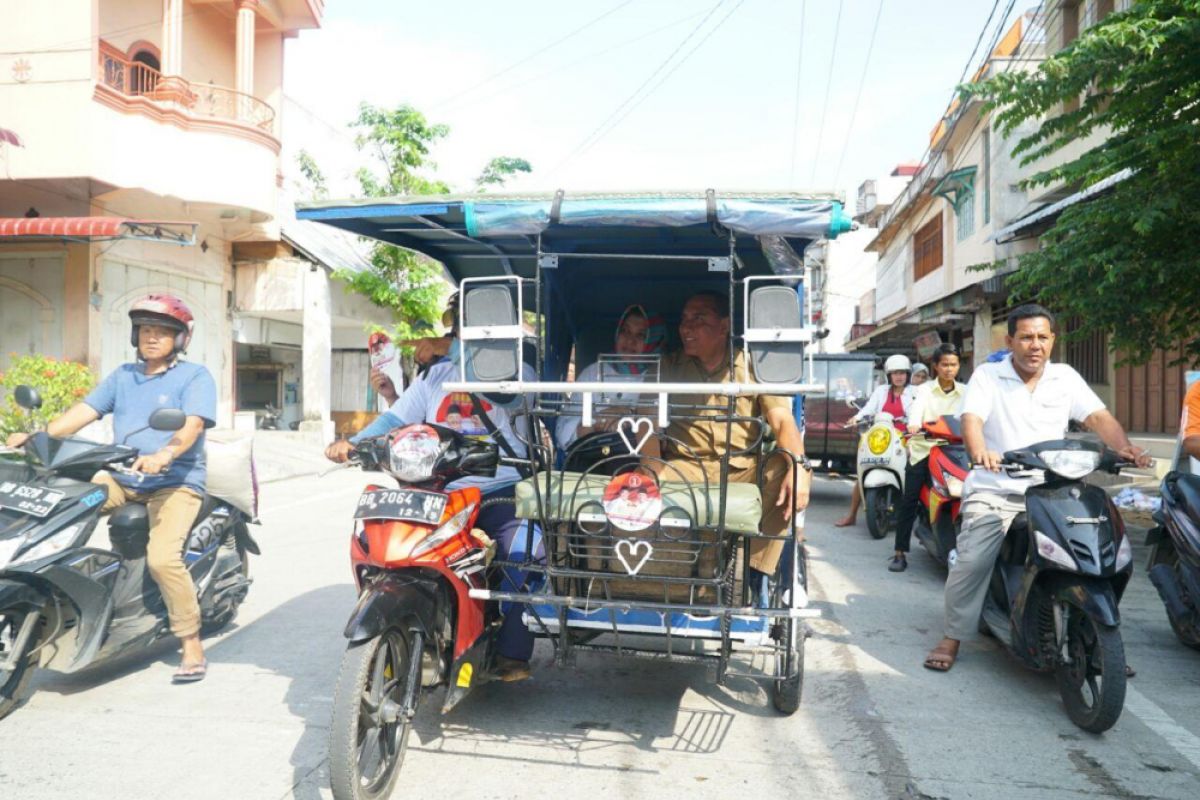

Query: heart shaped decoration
[617,416,654,455]
[614,538,654,576]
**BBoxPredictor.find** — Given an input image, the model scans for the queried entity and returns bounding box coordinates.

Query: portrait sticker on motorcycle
[602,471,663,532]
[368,331,404,412]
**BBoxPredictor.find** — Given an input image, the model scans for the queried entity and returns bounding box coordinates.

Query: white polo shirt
[961,356,1105,496]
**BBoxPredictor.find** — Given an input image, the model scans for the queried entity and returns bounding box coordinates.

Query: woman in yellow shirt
[889,344,966,572]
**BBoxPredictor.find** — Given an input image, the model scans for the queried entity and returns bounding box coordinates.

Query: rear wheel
[772,545,808,715]
[329,630,416,800]
[0,605,42,721]
[864,486,897,540]
[1055,602,1126,733]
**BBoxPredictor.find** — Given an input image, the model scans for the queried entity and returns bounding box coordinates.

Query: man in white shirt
[924,305,1151,671]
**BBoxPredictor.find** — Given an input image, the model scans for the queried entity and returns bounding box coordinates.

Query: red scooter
[328,424,501,800]
[912,415,969,567]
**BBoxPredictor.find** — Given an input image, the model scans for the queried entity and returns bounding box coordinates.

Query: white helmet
[884,354,912,374]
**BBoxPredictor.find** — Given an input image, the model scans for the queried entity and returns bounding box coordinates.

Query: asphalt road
[1,472,1199,799]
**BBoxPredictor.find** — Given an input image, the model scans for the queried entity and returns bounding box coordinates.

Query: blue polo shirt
[83,361,217,493]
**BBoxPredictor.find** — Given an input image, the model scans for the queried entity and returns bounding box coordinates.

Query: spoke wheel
[0,605,42,721]
[1055,603,1126,734]
[329,630,415,800]
[864,487,896,540]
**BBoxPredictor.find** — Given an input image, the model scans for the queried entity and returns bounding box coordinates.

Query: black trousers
[893,457,930,553]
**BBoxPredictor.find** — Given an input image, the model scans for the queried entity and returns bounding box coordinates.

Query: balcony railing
[98,43,275,133]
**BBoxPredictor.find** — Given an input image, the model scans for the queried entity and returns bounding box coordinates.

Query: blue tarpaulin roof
[295,190,852,283]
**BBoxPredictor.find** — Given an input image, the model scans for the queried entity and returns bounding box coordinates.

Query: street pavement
[2,472,1199,799]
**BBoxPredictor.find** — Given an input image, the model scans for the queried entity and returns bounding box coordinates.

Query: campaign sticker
[602,471,662,532]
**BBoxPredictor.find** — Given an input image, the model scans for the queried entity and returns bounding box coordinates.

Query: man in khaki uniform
[658,291,811,577]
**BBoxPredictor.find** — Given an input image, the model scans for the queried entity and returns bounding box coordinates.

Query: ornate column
[235,0,258,121]
[160,0,183,75]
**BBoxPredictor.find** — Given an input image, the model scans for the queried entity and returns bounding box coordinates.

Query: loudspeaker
[463,284,520,382]
[747,285,805,384]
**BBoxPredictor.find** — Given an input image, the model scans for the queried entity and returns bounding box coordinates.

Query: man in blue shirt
[6,294,217,682]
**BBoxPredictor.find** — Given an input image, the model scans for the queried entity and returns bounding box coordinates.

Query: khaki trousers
[93,472,203,638]
[663,457,799,574]
[943,491,1025,641]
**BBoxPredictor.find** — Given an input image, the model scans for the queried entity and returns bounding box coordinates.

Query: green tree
[475,156,533,191]
[295,149,328,200]
[970,0,1200,364]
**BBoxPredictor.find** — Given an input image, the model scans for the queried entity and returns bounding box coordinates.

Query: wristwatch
[796,454,814,472]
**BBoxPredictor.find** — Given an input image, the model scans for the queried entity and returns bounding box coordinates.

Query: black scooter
[1146,470,1200,649]
[979,438,1135,734]
[0,386,258,719]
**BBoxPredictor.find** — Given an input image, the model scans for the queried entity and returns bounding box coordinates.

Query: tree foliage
[475,156,532,190]
[295,149,328,200]
[968,0,1200,364]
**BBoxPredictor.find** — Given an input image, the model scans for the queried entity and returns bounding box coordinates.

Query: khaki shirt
[661,349,789,470]
[907,379,966,464]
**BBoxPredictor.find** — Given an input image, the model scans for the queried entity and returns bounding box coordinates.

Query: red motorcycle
[328,423,501,800]
[912,415,969,567]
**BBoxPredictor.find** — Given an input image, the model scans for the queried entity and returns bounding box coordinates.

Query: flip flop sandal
[923,646,957,672]
[172,659,208,684]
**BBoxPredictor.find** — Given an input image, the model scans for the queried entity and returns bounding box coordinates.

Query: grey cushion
[513,470,763,534]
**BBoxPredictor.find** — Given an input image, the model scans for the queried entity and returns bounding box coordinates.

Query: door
[0,255,64,370]
[1114,347,1187,435]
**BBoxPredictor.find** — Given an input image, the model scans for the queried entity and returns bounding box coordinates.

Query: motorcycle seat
[107,492,224,558]
[513,470,763,534]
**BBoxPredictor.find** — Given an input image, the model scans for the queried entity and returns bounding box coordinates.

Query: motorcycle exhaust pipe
[1149,564,1192,622]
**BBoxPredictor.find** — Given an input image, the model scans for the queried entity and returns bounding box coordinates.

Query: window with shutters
[913,214,943,280]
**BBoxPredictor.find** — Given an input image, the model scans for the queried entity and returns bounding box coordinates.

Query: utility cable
[809,0,845,187]
[549,0,730,177]
[787,1,807,188]
[429,0,635,110]
[831,0,886,190]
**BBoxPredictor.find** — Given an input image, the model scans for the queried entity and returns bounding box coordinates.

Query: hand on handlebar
[1117,445,1154,469]
[131,450,172,475]
[325,439,355,463]
[971,449,1005,473]
[4,432,29,448]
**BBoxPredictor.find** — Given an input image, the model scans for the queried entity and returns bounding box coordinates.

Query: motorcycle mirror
[13,385,42,411]
[149,408,187,432]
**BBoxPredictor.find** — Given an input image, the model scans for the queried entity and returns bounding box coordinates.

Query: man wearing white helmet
[836,354,919,527]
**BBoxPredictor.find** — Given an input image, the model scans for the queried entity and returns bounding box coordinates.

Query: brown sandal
[923,642,958,672]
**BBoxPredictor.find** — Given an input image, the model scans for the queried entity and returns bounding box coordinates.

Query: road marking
[1125,685,1200,771]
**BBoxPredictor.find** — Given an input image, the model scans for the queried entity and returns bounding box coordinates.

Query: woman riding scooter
[836,355,917,528]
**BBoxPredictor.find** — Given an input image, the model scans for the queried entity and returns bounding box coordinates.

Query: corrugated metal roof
[281,218,374,274]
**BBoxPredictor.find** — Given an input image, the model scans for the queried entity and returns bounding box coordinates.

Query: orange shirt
[1185,380,1200,440]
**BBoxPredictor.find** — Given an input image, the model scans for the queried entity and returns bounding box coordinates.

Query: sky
[282,0,1028,213]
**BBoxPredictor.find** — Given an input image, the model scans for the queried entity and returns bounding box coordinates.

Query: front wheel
[0,605,43,721]
[864,486,897,540]
[1055,603,1126,734]
[329,630,417,800]
[771,544,807,715]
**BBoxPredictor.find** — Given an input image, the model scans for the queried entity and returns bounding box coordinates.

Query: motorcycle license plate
[0,481,65,517]
[354,488,447,525]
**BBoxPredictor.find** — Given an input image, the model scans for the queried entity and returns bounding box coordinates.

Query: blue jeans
[476,487,543,661]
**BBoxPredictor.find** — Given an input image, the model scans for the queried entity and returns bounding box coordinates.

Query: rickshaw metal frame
[448,230,823,687]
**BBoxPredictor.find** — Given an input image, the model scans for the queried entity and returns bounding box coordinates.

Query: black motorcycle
[0,386,258,719]
[1146,470,1200,650]
[979,438,1136,734]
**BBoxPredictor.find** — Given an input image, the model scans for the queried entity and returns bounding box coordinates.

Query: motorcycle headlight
[409,502,476,558]
[0,535,26,570]
[12,523,83,567]
[1034,530,1077,571]
[944,475,964,498]
[1115,533,1133,570]
[867,428,892,455]
[1039,449,1101,480]
[386,425,447,483]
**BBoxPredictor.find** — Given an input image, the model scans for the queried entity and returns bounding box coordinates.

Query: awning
[932,166,977,211]
[987,168,1135,243]
[0,216,197,244]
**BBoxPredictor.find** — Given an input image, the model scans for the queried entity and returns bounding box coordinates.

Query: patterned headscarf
[613,304,666,376]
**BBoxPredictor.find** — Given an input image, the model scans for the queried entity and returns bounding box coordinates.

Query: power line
[429,1,635,111]
[562,0,746,174]
[786,1,807,188]
[809,1,845,187]
[831,0,886,189]
[437,7,711,115]
[550,0,731,177]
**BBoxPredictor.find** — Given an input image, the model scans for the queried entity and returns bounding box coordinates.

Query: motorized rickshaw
[301,191,851,798]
